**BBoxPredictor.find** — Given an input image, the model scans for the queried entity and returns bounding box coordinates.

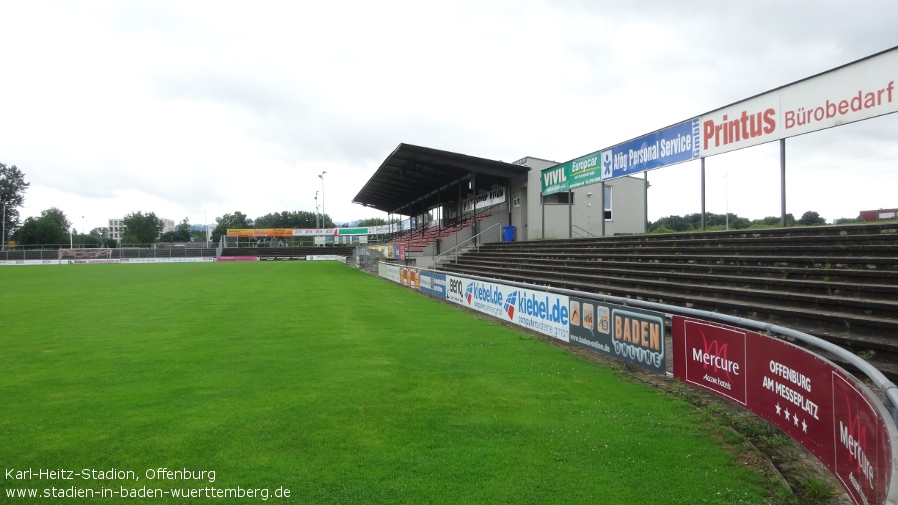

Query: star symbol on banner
[802,418,808,433]
[784,409,791,422]
[775,403,782,416]
[794,414,800,428]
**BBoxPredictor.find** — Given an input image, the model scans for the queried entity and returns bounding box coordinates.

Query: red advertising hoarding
[672,316,892,505]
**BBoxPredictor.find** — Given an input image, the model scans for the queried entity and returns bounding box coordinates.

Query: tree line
[2,160,870,247]
[648,210,834,233]
[1,163,390,247]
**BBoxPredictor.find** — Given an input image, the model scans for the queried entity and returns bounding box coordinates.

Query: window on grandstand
[541,192,573,205]
[604,186,612,220]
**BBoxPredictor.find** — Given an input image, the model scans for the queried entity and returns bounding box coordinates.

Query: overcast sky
[2,1,897,232]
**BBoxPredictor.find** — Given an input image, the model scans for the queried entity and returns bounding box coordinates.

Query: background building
[108,217,176,243]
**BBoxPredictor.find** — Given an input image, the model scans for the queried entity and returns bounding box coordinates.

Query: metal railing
[572,225,597,238]
[426,266,898,503]
[1,247,217,261]
[434,223,501,264]
[435,268,898,423]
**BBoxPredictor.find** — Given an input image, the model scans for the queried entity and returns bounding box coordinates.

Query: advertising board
[446,275,570,341]
[400,267,420,290]
[672,316,892,505]
[601,119,701,181]
[420,271,447,298]
[700,48,898,156]
[540,150,603,196]
[378,262,401,284]
[569,298,665,374]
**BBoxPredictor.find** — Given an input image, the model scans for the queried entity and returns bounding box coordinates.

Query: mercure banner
[672,316,893,505]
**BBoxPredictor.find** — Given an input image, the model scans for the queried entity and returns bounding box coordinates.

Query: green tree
[12,207,70,246]
[649,215,693,233]
[122,211,163,245]
[798,211,826,226]
[0,163,30,242]
[358,217,388,227]
[210,211,251,244]
[161,217,192,242]
[89,227,118,247]
[254,210,318,229]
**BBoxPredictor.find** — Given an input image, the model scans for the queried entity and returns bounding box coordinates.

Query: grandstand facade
[352,144,648,269]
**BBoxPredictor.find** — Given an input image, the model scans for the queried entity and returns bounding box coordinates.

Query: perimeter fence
[376,260,898,505]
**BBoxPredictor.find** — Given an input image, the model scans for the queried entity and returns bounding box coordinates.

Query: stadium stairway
[435,222,898,380]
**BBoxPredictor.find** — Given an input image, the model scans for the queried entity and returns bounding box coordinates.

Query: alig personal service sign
[672,316,892,505]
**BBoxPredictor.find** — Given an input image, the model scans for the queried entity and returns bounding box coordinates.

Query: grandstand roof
[352,143,530,215]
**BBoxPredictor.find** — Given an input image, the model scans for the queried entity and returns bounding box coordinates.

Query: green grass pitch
[0,262,772,504]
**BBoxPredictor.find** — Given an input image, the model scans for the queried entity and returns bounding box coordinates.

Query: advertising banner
[336,227,369,236]
[700,48,898,157]
[293,228,338,236]
[569,298,665,375]
[400,267,420,290]
[540,150,603,196]
[227,228,296,237]
[463,188,507,212]
[446,275,570,341]
[672,316,892,505]
[601,118,701,180]
[378,262,401,284]
[420,271,447,298]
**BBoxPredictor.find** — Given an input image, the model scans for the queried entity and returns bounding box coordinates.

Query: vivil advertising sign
[672,316,893,505]
[540,150,603,196]
[569,298,665,375]
[446,275,570,341]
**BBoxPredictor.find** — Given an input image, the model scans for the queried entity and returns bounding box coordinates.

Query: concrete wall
[511,156,647,239]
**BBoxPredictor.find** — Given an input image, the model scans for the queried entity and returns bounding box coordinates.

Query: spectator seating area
[390,213,495,253]
[436,222,898,380]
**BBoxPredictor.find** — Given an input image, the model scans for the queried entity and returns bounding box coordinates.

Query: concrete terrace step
[459,255,898,284]
[439,262,898,351]
[448,258,898,302]
[466,251,898,271]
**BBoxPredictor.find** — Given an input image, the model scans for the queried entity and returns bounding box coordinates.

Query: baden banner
[569,298,665,375]
[672,316,892,505]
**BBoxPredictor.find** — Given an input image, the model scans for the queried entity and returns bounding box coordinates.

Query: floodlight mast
[318,171,326,227]
[315,191,319,228]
